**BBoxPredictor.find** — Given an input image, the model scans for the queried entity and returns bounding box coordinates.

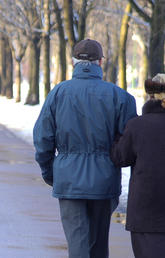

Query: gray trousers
[59,199,116,258]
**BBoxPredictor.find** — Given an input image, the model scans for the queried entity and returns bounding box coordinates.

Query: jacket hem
[52,192,121,200]
[126,226,165,233]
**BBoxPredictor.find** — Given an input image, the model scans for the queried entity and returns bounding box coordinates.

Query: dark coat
[33,63,136,200]
[111,100,165,232]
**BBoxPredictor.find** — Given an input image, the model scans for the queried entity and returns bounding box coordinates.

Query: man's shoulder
[94,80,120,94]
[51,80,69,91]
[50,80,134,102]
[101,80,125,92]
[102,81,135,100]
[48,80,71,97]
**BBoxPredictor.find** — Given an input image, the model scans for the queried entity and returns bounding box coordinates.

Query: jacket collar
[142,100,165,114]
[72,62,103,80]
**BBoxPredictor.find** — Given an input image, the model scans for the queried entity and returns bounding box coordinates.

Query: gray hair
[72,57,100,66]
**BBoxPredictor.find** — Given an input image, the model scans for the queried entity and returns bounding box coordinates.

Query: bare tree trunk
[0,33,6,95]
[78,0,87,41]
[15,60,21,102]
[43,0,50,98]
[63,0,88,49]
[0,33,13,98]
[54,53,60,85]
[149,0,165,76]
[43,37,50,97]
[103,26,118,83]
[133,34,149,100]
[10,43,26,103]
[118,3,132,90]
[5,41,13,99]
[63,0,76,49]
[141,45,149,101]
[129,0,165,77]
[53,0,89,83]
[103,27,111,81]
[25,39,40,105]
[108,54,118,83]
[53,0,67,81]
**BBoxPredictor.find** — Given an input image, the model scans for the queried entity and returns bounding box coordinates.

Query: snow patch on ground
[0,96,41,145]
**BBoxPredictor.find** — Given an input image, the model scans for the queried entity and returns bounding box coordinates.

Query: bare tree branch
[148,0,155,9]
[95,6,150,27]
[128,0,151,23]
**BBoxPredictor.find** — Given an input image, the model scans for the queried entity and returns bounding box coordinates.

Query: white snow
[0,81,45,145]
[0,96,41,145]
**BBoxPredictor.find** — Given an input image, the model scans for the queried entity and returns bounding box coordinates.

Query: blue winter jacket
[33,63,137,199]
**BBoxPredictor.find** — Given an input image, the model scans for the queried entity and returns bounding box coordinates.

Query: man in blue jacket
[33,39,137,258]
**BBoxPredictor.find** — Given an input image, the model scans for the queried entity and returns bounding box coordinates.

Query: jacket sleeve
[117,93,137,135]
[33,86,59,186]
[110,121,136,168]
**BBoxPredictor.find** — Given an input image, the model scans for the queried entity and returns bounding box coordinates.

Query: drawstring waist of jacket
[56,144,110,155]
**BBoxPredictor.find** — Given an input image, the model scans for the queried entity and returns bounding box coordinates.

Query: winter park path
[0,124,134,258]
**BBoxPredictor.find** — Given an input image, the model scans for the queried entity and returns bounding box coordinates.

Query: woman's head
[145,74,165,108]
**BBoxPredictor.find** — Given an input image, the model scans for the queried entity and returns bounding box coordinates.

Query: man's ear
[99,59,102,66]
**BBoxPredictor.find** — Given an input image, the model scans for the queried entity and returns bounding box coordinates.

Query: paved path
[0,124,134,258]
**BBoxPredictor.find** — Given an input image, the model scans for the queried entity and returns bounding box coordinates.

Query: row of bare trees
[0,0,93,104]
[0,0,164,105]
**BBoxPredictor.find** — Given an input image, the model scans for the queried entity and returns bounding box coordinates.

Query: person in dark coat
[111,73,165,258]
[33,39,137,258]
